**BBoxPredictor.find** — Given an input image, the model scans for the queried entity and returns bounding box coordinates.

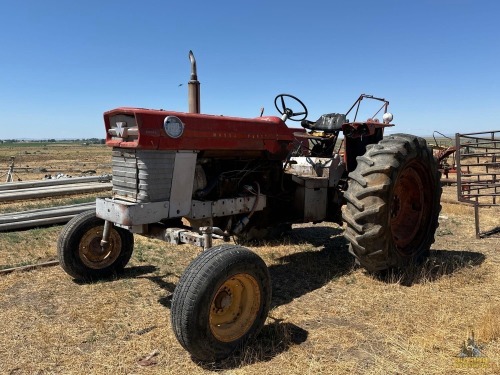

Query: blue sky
[0,0,499,139]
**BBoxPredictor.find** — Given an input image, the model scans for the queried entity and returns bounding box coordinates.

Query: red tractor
[58,51,441,361]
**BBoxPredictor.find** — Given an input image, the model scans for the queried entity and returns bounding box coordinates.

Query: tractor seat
[301,113,347,133]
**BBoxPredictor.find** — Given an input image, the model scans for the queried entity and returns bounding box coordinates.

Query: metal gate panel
[456,130,500,237]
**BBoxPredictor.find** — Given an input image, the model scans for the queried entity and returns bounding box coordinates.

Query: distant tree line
[0,138,105,144]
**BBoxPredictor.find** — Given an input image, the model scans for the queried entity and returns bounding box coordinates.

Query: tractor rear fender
[343,127,384,172]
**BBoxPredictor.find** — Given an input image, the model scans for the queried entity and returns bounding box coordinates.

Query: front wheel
[343,134,442,272]
[57,210,134,280]
[171,244,271,361]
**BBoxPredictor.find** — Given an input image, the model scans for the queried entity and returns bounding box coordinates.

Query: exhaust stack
[188,50,200,114]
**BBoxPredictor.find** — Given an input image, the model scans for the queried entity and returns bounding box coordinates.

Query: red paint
[104,108,303,159]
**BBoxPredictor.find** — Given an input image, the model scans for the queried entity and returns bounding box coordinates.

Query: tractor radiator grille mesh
[111,148,175,202]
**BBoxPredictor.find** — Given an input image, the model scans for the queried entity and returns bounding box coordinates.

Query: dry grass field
[0,142,499,374]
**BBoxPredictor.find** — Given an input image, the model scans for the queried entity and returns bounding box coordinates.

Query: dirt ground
[0,142,110,182]
[0,143,499,374]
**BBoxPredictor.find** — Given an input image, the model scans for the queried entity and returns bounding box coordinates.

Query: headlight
[383,112,393,124]
[164,116,185,138]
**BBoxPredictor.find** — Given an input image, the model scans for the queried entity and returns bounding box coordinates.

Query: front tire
[343,134,441,272]
[171,244,271,361]
[57,210,134,280]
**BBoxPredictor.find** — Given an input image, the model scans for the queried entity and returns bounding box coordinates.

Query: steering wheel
[274,94,308,122]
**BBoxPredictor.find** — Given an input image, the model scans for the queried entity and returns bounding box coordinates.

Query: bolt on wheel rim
[209,273,261,342]
[79,227,122,269]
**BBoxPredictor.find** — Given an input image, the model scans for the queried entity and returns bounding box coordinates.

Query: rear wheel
[171,244,271,361]
[343,134,441,272]
[58,210,134,280]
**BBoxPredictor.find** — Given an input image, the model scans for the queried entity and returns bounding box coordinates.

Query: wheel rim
[79,227,122,269]
[209,273,261,342]
[390,161,429,254]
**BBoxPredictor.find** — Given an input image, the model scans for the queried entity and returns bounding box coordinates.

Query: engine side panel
[169,151,197,217]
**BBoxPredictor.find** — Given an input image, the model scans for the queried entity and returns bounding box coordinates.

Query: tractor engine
[93,52,346,243]
[95,99,305,246]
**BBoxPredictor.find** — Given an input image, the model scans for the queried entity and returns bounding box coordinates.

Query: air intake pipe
[188,50,200,113]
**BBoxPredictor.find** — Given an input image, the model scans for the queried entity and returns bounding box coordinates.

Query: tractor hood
[104,107,303,159]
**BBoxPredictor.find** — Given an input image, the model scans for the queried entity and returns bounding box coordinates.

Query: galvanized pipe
[0,203,95,225]
[0,182,112,201]
[0,215,76,231]
[0,175,111,191]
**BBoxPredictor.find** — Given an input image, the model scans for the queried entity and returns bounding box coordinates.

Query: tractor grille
[108,114,139,142]
[111,148,175,202]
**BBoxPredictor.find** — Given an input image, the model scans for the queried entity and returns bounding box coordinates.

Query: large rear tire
[343,134,441,272]
[171,244,271,361]
[58,210,134,280]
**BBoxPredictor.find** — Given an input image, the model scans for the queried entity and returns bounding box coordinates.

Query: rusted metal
[79,226,122,269]
[200,227,213,250]
[474,203,481,239]
[456,130,500,238]
[161,227,207,247]
[435,146,458,164]
[100,220,112,248]
[429,132,459,180]
[0,260,59,275]
[345,94,390,122]
[188,50,200,114]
